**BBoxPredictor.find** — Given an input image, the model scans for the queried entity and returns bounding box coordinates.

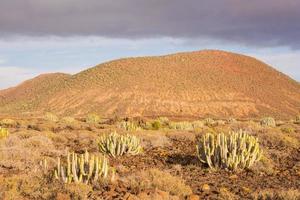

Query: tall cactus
[0,127,9,139]
[196,130,262,171]
[98,132,142,157]
[54,151,109,184]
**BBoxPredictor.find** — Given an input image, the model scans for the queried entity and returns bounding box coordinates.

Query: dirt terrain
[0,116,299,199]
[0,50,299,118]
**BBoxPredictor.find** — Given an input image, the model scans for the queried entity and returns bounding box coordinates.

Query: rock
[187,194,200,200]
[201,184,210,192]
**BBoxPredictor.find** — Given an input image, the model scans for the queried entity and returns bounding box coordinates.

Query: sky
[0,0,299,89]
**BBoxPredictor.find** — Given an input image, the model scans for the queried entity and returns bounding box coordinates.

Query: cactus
[0,127,9,139]
[54,151,109,184]
[260,117,276,127]
[98,132,142,157]
[196,130,262,171]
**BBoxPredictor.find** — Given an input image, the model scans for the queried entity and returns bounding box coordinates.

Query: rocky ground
[0,117,299,200]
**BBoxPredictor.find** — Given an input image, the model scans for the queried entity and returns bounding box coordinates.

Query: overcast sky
[0,0,299,89]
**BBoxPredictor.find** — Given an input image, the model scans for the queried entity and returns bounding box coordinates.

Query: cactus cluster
[0,127,9,139]
[260,117,276,127]
[98,132,142,157]
[54,151,109,184]
[196,130,262,171]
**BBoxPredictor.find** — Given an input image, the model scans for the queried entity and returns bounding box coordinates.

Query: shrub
[260,117,276,127]
[54,151,109,184]
[125,168,192,197]
[253,189,300,200]
[196,130,262,171]
[117,120,141,131]
[86,113,101,124]
[98,132,142,157]
[0,118,17,127]
[281,127,295,134]
[151,120,162,130]
[44,112,59,122]
[0,127,9,139]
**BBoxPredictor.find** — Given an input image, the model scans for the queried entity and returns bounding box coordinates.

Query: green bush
[98,132,142,157]
[196,130,262,171]
[151,120,162,130]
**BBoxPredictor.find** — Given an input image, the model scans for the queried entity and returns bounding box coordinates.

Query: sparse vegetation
[98,132,142,157]
[196,130,262,170]
[54,151,109,184]
[0,116,299,199]
[260,117,276,127]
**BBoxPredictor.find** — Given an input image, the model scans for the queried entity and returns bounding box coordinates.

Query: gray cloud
[0,0,300,48]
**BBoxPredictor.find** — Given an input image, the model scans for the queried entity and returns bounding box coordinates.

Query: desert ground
[0,114,299,200]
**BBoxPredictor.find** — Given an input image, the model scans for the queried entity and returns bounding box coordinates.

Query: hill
[0,50,299,118]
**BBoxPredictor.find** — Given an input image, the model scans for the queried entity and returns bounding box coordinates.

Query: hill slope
[0,50,299,118]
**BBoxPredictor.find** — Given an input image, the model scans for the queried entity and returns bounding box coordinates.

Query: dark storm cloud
[0,0,299,48]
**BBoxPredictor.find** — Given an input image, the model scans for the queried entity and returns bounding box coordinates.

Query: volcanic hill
[0,50,299,119]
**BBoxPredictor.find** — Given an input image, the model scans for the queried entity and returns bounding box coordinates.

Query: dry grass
[124,168,192,197]
[252,189,300,200]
